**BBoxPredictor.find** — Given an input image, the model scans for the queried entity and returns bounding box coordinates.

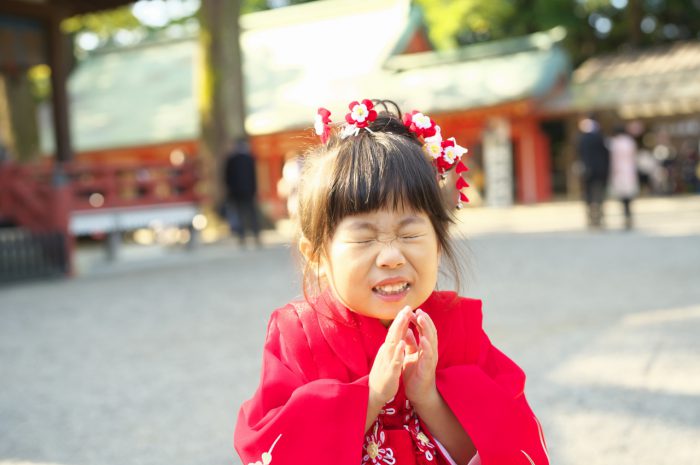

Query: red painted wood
[0,159,202,229]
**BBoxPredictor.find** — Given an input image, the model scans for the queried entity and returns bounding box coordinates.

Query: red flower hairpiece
[345,99,377,128]
[404,110,470,208]
[315,107,332,144]
[311,100,470,208]
[339,99,378,139]
[403,111,437,138]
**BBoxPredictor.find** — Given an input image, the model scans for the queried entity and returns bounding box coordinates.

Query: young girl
[234,100,548,465]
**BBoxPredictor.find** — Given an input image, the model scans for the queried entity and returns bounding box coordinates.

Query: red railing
[0,162,61,232]
[0,159,201,226]
[65,160,201,211]
[0,159,202,276]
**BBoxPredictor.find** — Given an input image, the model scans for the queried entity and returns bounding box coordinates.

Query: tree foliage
[61,7,141,38]
[414,0,514,49]
[417,0,700,64]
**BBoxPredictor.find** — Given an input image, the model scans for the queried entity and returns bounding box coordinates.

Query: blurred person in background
[636,139,662,195]
[652,131,676,194]
[696,151,700,193]
[224,138,261,248]
[609,126,639,230]
[679,141,699,193]
[276,151,303,219]
[576,114,609,228]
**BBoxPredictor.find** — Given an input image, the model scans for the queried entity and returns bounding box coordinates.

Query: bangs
[326,132,448,228]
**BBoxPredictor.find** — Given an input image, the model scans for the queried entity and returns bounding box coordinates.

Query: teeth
[374,283,409,295]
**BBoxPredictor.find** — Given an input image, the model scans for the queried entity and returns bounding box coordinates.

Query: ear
[298,235,314,263]
[299,236,325,277]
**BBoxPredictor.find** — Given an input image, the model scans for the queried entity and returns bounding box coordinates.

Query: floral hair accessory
[341,99,378,139]
[346,99,377,128]
[315,108,332,144]
[311,99,470,208]
[403,110,470,208]
[403,111,438,138]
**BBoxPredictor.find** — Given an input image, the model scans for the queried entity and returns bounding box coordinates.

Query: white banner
[483,117,513,207]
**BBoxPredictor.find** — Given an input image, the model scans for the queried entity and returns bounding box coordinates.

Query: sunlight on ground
[548,303,700,464]
[552,304,700,396]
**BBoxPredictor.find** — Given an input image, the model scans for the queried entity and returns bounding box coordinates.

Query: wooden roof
[542,40,700,118]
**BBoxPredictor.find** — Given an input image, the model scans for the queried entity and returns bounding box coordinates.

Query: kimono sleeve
[234,310,370,465]
[435,306,549,465]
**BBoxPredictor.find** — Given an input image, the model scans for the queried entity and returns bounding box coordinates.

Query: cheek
[325,244,365,282]
[417,240,440,277]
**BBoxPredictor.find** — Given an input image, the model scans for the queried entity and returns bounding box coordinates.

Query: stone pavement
[1,196,699,465]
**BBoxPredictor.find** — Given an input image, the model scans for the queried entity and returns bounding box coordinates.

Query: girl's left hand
[402,309,439,406]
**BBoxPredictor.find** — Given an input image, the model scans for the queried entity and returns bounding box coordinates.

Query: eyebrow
[398,216,428,227]
[344,216,427,231]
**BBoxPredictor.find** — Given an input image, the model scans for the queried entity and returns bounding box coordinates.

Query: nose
[375,241,406,269]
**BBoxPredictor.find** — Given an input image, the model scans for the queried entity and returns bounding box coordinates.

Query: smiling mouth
[372,282,410,296]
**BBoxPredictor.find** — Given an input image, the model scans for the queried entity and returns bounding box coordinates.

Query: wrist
[368,389,387,411]
[366,390,386,432]
[409,386,441,411]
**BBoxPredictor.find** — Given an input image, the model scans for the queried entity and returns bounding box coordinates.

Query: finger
[419,314,438,358]
[392,340,406,371]
[386,306,412,344]
[419,333,434,358]
[419,336,438,368]
[416,310,438,348]
[403,328,418,354]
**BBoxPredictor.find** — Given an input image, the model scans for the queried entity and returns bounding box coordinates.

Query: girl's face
[320,207,440,325]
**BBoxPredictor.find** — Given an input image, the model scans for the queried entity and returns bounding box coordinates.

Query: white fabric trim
[433,438,481,465]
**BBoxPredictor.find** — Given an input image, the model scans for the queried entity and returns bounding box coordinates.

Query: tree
[198,0,246,206]
[417,0,700,64]
[414,0,514,49]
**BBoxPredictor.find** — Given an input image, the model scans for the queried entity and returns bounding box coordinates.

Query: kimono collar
[314,288,360,328]
[313,287,447,330]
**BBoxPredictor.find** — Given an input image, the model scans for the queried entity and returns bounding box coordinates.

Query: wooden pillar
[45,7,74,273]
[517,119,537,204]
[47,10,72,163]
[517,118,552,204]
[534,130,552,202]
[565,116,581,199]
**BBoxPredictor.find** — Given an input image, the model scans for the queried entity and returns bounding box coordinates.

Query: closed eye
[349,239,375,244]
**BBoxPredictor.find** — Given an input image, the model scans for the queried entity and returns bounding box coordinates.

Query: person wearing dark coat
[576,116,609,228]
[224,138,261,246]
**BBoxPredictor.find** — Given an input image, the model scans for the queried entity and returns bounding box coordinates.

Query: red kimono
[235,290,549,465]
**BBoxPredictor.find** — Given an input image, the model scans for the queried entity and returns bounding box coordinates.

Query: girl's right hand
[368,306,412,406]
